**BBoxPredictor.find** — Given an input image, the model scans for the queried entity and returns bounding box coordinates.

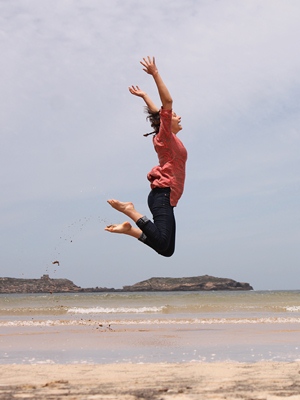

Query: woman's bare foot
[104,222,143,239]
[107,199,134,213]
[106,199,144,222]
[105,221,132,234]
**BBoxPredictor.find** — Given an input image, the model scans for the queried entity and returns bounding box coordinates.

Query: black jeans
[136,187,176,257]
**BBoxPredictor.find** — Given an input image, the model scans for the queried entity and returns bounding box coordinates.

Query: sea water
[1,290,300,325]
[1,291,300,364]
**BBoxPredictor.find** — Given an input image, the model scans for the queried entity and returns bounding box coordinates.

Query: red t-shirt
[147,108,188,207]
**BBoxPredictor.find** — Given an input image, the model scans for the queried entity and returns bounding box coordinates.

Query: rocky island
[0,275,82,294]
[0,274,253,293]
[122,276,253,291]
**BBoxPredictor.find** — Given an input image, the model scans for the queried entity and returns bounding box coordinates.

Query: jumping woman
[105,56,187,257]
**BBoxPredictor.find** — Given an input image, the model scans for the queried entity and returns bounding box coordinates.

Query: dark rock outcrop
[0,274,253,293]
[122,275,253,291]
[0,275,82,294]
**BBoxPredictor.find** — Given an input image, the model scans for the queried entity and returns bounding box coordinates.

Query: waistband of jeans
[151,187,170,193]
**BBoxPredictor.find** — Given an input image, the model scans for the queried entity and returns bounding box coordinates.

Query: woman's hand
[139,56,172,110]
[128,85,147,98]
[140,56,158,76]
[128,85,159,113]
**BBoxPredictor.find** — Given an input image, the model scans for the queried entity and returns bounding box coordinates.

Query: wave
[67,306,165,314]
[66,304,300,315]
[2,304,300,317]
[2,317,300,327]
[285,306,300,312]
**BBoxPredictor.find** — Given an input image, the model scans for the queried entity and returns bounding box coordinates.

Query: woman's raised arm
[140,56,173,110]
[128,85,159,113]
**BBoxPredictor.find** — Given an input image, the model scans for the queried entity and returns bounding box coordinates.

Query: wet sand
[1,322,300,363]
[1,322,300,398]
[1,362,300,399]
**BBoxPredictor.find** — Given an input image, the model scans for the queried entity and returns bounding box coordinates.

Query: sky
[1,0,299,290]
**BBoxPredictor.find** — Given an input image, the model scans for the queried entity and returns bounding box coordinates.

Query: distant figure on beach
[105,56,187,257]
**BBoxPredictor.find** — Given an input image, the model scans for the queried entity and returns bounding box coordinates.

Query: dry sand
[1,362,300,399]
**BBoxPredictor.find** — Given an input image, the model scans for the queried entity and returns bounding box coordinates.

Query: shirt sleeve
[155,108,172,143]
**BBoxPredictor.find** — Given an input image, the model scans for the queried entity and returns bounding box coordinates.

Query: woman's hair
[143,107,160,137]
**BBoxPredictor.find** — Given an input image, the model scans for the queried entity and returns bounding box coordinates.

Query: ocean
[1,290,300,364]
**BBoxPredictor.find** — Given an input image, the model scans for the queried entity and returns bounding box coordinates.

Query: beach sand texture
[1,362,300,399]
[1,291,300,398]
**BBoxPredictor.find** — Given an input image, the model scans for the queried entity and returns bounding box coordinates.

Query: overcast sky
[1,0,299,290]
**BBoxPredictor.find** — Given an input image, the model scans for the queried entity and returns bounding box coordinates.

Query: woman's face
[171,112,182,134]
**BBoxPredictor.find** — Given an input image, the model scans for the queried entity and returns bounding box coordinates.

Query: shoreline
[1,322,300,364]
[1,362,300,399]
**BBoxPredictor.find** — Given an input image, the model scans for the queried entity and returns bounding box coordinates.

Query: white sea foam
[285,306,300,312]
[1,317,300,327]
[67,306,165,314]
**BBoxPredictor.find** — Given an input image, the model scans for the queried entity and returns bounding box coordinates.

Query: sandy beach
[1,291,300,398]
[1,325,300,399]
[1,361,300,399]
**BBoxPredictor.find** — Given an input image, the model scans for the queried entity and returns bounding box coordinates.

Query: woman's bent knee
[158,247,175,257]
